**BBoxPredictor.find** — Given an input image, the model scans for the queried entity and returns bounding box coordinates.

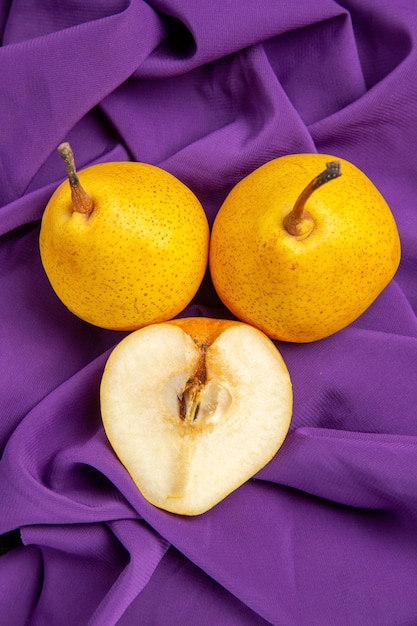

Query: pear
[100,317,293,515]
[209,154,401,342]
[39,143,209,330]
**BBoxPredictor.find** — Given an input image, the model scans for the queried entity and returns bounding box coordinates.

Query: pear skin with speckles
[209,153,401,342]
[40,158,209,330]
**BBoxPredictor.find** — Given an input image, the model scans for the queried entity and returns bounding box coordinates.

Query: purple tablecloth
[1,1,417,624]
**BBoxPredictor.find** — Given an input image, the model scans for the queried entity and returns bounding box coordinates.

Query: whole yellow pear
[209,153,401,342]
[39,143,209,330]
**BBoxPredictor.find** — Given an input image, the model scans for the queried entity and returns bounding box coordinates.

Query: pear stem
[57,142,94,216]
[283,161,341,237]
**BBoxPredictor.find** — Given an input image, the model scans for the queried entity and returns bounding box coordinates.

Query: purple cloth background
[1,1,417,624]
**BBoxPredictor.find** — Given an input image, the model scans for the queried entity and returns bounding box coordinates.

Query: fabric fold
[0,0,164,206]
[1,0,417,623]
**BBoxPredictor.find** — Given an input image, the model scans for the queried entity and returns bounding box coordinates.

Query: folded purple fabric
[1,0,417,624]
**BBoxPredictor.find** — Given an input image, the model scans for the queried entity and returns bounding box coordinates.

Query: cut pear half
[100,317,293,515]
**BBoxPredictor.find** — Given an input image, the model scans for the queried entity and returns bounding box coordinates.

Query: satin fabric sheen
[1,1,417,624]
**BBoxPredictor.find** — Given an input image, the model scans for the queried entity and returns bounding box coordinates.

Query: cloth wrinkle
[1,1,417,624]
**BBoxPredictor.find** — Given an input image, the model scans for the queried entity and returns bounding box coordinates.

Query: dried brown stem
[284,161,341,238]
[58,142,94,216]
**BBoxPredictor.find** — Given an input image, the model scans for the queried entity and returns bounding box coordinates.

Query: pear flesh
[100,318,293,515]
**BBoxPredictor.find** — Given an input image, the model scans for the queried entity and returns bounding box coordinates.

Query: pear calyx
[58,142,94,216]
[284,160,341,239]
